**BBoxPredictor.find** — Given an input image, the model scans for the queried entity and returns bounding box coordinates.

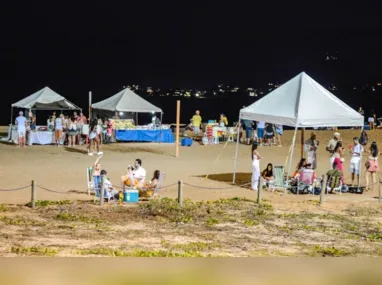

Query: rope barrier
[183,181,252,190]
[0,185,30,192]
[111,182,179,191]
[0,175,381,195]
[36,185,70,194]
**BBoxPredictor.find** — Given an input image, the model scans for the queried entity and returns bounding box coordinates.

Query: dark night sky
[1,2,382,124]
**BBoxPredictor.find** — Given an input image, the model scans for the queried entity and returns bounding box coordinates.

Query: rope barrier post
[100,175,105,206]
[379,178,382,203]
[178,180,183,207]
[31,180,36,209]
[257,177,263,204]
[320,175,327,206]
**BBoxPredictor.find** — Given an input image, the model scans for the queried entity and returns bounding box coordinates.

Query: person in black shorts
[265,123,274,146]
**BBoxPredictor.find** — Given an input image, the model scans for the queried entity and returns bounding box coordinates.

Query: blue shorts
[245,129,252,138]
[276,128,283,135]
[257,128,264,139]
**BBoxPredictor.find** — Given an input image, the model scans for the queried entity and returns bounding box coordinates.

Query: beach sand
[0,128,381,208]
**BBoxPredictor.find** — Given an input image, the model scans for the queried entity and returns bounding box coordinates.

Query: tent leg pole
[301,128,305,159]
[89,91,92,120]
[286,124,299,193]
[232,118,241,184]
[160,113,163,125]
[10,107,13,126]
[10,107,13,142]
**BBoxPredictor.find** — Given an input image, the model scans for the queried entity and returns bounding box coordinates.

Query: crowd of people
[250,130,379,194]
[14,110,115,155]
[240,120,283,147]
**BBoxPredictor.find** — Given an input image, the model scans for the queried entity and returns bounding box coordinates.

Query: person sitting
[140,170,161,198]
[100,170,118,199]
[298,164,321,194]
[293,158,307,178]
[326,161,343,194]
[261,163,275,191]
[123,159,146,188]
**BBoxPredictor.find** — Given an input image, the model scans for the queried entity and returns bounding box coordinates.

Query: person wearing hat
[15,111,27,147]
[327,132,341,169]
[304,132,319,169]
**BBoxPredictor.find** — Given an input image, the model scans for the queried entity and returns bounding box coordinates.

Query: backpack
[359,130,368,146]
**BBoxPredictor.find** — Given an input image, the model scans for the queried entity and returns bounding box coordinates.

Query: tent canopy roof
[240,72,364,127]
[12,87,81,110]
[92,88,162,113]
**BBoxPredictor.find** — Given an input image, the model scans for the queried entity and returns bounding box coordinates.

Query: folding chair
[326,175,343,194]
[297,169,321,195]
[273,166,291,192]
[86,167,93,196]
[153,172,166,197]
[93,175,113,203]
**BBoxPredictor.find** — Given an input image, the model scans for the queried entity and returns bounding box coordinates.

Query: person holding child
[123,159,147,188]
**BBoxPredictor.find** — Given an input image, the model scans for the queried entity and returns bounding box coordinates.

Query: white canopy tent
[12,86,80,110]
[11,86,81,123]
[91,88,163,124]
[233,72,364,184]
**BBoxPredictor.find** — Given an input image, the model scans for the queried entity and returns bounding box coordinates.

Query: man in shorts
[275,124,283,146]
[242,119,253,145]
[191,110,202,136]
[257,121,265,145]
[349,137,363,186]
[15,111,27,147]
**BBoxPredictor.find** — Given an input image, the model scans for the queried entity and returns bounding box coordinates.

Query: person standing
[368,110,375,130]
[304,132,319,170]
[257,121,265,145]
[264,123,274,146]
[242,120,253,145]
[275,124,283,147]
[15,111,27,147]
[326,132,340,169]
[191,110,202,136]
[365,142,379,191]
[88,118,103,156]
[251,142,262,191]
[67,117,77,147]
[349,137,363,187]
[54,114,64,146]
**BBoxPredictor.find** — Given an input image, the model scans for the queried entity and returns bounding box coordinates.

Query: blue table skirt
[116,129,174,143]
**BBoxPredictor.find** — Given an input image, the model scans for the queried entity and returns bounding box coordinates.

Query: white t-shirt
[351,144,363,163]
[257,121,265,129]
[132,167,146,182]
[55,118,63,130]
[15,116,27,132]
[104,179,113,191]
